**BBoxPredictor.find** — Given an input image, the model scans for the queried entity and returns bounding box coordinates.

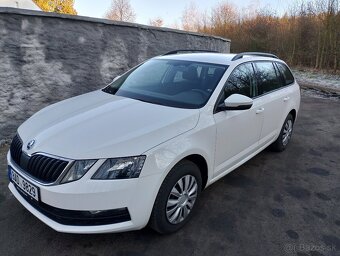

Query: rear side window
[224,63,257,99]
[255,62,282,95]
[276,63,295,85]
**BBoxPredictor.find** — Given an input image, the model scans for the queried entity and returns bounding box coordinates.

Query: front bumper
[7,151,162,234]
[9,183,137,233]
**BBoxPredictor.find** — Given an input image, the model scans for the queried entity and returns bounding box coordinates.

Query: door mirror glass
[223,94,253,110]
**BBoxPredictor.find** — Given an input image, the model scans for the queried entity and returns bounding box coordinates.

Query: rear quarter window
[276,63,295,85]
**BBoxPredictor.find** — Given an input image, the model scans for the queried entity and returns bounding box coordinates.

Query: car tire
[149,160,202,234]
[270,113,294,152]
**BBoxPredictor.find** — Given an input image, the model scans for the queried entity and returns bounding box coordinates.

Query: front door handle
[256,107,264,114]
[284,96,290,102]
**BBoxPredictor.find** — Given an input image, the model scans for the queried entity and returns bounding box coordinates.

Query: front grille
[26,155,69,183]
[10,134,69,183]
[10,134,22,165]
[16,187,131,226]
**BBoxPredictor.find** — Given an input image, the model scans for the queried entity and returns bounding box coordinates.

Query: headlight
[92,156,146,180]
[60,159,97,184]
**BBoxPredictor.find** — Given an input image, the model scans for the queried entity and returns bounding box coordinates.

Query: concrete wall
[0,8,230,144]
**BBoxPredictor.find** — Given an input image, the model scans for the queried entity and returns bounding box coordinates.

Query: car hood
[18,90,199,159]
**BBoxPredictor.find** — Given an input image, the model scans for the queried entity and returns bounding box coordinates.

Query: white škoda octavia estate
[8,51,300,234]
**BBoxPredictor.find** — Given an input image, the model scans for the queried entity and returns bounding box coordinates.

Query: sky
[74,0,294,26]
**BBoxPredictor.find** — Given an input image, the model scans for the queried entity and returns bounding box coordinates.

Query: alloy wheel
[282,119,293,146]
[166,175,198,224]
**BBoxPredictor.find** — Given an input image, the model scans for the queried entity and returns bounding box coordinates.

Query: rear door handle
[256,107,264,114]
[284,96,290,102]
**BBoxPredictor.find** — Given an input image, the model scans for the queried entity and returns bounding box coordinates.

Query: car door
[253,61,291,147]
[213,62,264,177]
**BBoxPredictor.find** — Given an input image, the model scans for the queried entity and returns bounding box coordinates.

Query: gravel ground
[0,94,339,256]
[293,69,340,93]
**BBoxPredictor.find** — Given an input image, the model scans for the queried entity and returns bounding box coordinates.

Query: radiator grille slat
[35,157,49,177]
[9,134,69,183]
[10,134,22,164]
[41,159,57,181]
[44,160,60,181]
[31,155,43,177]
[52,163,68,181]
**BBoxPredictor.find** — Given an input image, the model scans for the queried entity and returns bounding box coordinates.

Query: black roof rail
[231,52,279,61]
[163,49,219,56]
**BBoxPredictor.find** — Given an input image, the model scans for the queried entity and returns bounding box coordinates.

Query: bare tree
[105,0,136,22]
[181,2,201,31]
[180,0,339,71]
[169,22,180,30]
[149,17,164,27]
[211,2,238,37]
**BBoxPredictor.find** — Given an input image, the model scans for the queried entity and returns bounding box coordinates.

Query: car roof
[154,52,283,66]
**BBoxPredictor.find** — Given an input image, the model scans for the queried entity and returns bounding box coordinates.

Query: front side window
[223,63,257,100]
[103,59,227,109]
[255,62,282,95]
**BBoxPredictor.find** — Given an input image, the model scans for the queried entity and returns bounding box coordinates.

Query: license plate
[10,168,39,201]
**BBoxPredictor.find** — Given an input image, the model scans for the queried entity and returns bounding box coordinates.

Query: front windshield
[102,59,228,109]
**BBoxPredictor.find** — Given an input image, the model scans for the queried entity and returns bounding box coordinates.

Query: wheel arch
[289,109,297,122]
[181,154,208,190]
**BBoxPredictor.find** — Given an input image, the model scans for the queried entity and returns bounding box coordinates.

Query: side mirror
[112,75,121,83]
[219,94,253,111]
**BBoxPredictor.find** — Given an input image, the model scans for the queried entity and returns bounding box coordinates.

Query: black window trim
[213,60,295,114]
